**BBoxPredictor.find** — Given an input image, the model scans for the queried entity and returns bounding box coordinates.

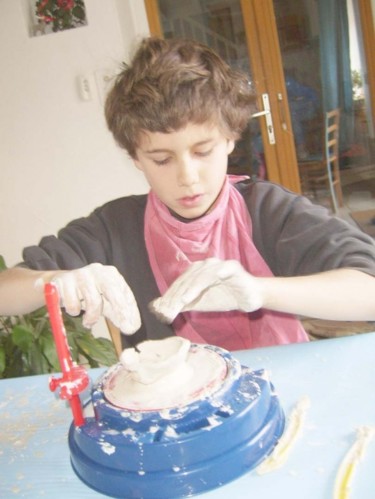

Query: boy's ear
[227,139,235,155]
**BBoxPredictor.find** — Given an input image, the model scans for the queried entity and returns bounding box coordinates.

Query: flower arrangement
[35,0,87,33]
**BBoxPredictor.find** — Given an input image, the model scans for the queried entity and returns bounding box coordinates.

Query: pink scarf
[144,176,308,350]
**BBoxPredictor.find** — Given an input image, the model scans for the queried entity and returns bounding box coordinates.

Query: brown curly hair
[105,37,256,158]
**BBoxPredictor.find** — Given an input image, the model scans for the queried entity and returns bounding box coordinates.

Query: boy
[0,37,374,350]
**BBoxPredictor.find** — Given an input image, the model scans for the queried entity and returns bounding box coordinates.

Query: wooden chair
[298,108,344,213]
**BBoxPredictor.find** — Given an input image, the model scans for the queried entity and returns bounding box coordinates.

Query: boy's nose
[177,159,199,187]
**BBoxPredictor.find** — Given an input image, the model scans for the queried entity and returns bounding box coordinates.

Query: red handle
[44,282,88,427]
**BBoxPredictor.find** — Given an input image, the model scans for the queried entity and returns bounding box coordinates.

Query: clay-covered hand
[52,263,141,334]
[150,258,264,323]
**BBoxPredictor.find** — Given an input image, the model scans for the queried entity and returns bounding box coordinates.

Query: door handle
[251,93,275,145]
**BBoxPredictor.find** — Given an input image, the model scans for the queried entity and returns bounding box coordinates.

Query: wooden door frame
[144,0,375,191]
[144,0,301,192]
[144,0,162,36]
[358,0,375,124]
[240,0,301,192]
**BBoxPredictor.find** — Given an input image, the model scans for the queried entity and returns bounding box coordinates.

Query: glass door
[144,0,375,204]
[273,0,375,210]
[145,0,302,193]
[157,1,264,181]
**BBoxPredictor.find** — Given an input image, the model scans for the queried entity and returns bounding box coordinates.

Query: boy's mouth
[178,194,203,207]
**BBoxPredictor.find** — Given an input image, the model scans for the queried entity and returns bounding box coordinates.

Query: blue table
[1,333,375,498]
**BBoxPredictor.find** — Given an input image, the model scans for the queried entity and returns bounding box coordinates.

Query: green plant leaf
[92,337,118,365]
[27,344,51,375]
[1,293,117,377]
[0,345,5,375]
[66,330,80,363]
[34,315,51,339]
[0,255,7,271]
[73,6,85,20]
[12,325,35,353]
[76,334,117,367]
[40,332,60,372]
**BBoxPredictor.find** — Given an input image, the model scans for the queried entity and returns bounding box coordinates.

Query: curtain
[318,0,354,146]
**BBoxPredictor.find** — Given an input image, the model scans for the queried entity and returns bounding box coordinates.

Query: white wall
[0,0,150,268]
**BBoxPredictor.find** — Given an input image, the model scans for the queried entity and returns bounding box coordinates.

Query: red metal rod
[70,394,85,427]
[44,283,73,373]
[44,282,88,427]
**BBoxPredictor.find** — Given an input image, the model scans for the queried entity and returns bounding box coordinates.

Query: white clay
[333,426,375,499]
[120,337,191,384]
[257,395,310,474]
[105,338,227,410]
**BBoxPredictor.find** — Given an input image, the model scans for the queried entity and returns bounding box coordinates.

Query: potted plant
[0,256,117,379]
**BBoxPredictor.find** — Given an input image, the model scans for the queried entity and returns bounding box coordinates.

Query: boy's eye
[195,148,213,157]
[153,157,171,166]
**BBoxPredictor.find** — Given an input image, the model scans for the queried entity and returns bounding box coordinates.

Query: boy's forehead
[136,123,225,150]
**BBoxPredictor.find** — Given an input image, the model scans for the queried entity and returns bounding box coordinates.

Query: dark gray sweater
[22,180,375,348]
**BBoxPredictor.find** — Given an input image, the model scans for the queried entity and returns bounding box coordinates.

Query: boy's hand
[150,258,264,323]
[52,263,141,334]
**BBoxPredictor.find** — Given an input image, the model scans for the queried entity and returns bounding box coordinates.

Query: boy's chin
[170,206,210,221]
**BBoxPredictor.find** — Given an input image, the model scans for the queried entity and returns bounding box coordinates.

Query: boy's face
[134,123,235,219]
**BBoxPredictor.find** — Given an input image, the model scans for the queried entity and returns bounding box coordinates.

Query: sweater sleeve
[21,194,175,348]
[239,180,375,277]
[23,209,115,271]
